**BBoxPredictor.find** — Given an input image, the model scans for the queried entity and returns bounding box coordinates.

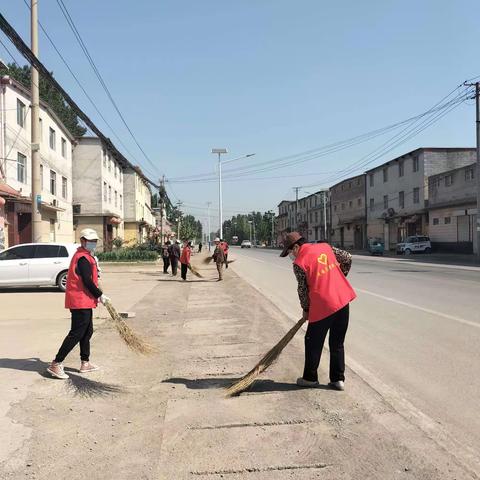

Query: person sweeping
[212,237,225,281]
[47,228,109,380]
[280,232,356,391]
[180,239,192,281]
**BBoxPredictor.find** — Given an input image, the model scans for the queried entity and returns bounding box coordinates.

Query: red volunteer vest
[221,242,229,254]
[65,248,99,310]
[294,243,356,322]
[180,246,191,265]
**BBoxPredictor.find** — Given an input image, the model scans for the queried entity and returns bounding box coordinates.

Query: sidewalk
[0,257,476,479]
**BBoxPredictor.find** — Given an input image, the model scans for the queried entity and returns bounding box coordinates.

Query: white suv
[396,236,432,255]
[0,243,79,291]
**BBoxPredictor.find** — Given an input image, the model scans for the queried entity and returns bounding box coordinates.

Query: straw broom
[225,316,307,396]
[188,264,204,278]
[103,299,155,355]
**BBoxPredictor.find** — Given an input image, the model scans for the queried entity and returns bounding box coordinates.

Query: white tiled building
[72,137,125,251]
[0,76,74,247]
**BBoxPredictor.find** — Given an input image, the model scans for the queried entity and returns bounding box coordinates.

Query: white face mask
[288,252,296,261]
[84,241,97,253]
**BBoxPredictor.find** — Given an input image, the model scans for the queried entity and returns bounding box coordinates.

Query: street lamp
[212,149,255,239]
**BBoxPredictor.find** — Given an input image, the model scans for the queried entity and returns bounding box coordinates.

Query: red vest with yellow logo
[65,248,99,310]
[294,243,356,322]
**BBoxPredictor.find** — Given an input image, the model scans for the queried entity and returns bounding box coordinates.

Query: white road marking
[356,288,479,329]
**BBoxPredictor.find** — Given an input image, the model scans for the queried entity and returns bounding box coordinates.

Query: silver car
[396,236,432,255]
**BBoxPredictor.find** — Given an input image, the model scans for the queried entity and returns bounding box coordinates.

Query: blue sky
[2,0,479,228]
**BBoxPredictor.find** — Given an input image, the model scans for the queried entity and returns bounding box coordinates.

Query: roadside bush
[97,248,158,262]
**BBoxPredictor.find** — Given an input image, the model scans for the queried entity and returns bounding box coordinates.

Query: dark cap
[280,231,303,257]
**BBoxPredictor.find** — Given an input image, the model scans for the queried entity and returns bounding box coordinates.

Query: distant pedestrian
[47,228,109,379]
[169,240,181,276]
[198,242,203,253]
[162,240,171,274]
[180,240,192,281]
[220,239,230,268]
[280,232,356,391]
[212,237,225,281]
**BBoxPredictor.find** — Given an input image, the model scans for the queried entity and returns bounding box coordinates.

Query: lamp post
[211,149,255,239]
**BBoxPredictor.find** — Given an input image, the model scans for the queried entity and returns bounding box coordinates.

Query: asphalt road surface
[230,246,480,464]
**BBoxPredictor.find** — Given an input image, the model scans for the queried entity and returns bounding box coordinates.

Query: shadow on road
[163,377,331,393]
[0,287,60,293]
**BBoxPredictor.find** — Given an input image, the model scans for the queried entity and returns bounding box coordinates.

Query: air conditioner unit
[73,204,81,214]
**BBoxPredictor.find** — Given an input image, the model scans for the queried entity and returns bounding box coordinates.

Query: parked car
[367,238,384,256]
[0,243,79,291]
[396,236,432,255]
[241,240,252,248]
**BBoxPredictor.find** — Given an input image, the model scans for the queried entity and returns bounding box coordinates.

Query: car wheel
[57,271,68,292]
[425,247,432,254]
[404,248,412,256]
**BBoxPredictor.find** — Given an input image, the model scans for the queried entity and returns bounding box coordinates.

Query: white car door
[0,245,35,286]
[28,245,66,286]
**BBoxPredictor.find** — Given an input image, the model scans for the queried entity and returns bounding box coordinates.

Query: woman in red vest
[280,232,356,391]
[180,239,192,281]
[47,228,109,380]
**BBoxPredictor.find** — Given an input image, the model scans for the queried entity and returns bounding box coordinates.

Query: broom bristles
[203,256,213,264]
[225,317,307,396]
[188,265,204,278]
[104,300,155,355]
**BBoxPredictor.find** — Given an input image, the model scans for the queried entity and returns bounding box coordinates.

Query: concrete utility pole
[206,201,211,250]
[466,81,480,257]
[323,191,328,241]
[159,175,165,245]
[294,187,300,230]
[31,0,42,243]
[270,211,275,247]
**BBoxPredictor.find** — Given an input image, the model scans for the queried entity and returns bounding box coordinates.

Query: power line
[55,0,160,176]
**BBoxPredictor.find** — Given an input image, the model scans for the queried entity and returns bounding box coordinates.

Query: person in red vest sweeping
[47,228,109,380]
[280,232,356,391]
[220,239,229,268]
[180,239,192,281]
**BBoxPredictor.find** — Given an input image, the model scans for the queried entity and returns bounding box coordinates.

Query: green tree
[0,63,86,137]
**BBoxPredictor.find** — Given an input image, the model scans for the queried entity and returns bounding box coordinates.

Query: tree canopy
[222,211,275,246]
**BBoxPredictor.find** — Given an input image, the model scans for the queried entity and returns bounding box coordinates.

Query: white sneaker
[296,377,320,388]
[328,381,345,391]
[47,362,69,380]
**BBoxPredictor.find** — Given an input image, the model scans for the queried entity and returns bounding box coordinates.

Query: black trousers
[303,305,349,383]
[224,253,229,268]
[55,309,93,363]
[181,263,188,280]
[162,256,170,273]
[170,257,178,276]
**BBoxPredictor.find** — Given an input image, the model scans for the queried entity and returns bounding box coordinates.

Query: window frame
[17,152,27,184]
[50,170,57,196]
[17,98,26,127]
[49,127,56,150]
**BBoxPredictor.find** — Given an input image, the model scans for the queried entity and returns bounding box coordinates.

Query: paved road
[230,247,480,461]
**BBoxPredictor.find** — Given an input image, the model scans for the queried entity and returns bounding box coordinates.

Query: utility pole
[465,81,480,257]
[176,201,183,239]
[159,175,165,245]
[323,190,328,241]
[270,211,275,247]
[294,186,300,231]
[31,0,42,243]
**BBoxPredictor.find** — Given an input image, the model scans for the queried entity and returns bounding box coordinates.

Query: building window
[349,201,353,208]
[383,167,388,183]
[341,203,345,210]
[334,205,337,212]
[108,185,112,203]
[62,176,67,199]
[17,152,27,183]
[369,198,374,211]
[445,175,453,187]
[357,178,361,186]
[413,187,420,204]
[119,194,122,209]
[357,198,362,206]
[17,99,26,127]
[114,165,118,179]
[465,168,475,181]
[49,128,56,150]
[115,190,118,208]
[315,211,318,223]
[40,164,43,189]
[399,191,405,209]
[103,182,107,202]
[369,173,374,187]
[103,150,107,168]
[433,218,439,225]
[39,118,43,139]
[50,170,57,195]
[413,156,419,172]
[444,217,451,224]
[383,195,388,209]
[348,182,352,189]
[399,161,404,177]
[61,138,67,158]
[108,159,111,172]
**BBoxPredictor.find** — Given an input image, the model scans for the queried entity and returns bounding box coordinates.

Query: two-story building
[72,137,126,251]
[0,76,74,248]
[330,175,365,249]
[428,163,477,254]
[123,166,155,244]
[366,148,476,250]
